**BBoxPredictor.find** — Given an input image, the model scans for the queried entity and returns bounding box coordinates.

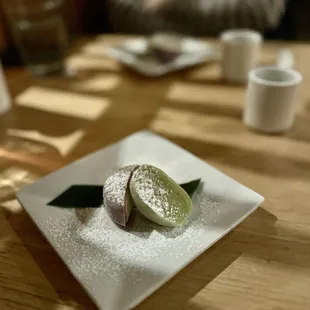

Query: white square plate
[17,131,264,310]
[106,38,218,77]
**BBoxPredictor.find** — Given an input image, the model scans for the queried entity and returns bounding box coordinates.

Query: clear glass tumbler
[2,0,68,76]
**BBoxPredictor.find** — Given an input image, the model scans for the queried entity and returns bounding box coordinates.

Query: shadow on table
[161,133,310,182]
[0,205,98,309]
[287,114,310,143]
[0,210,63,310]
[183,75,246,88]
[168,99,243,121]
[135,207,277,309]
[184,303,223,310]
[137,202,310,309]
[181,60,249,88]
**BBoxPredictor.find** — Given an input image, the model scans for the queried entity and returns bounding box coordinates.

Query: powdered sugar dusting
[133,166,169,217]
[43,188,220,288]
[131,165,191,225]
[103,165,138,207]
[103,165,138,225]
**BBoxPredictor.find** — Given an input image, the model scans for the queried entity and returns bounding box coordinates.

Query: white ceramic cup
[243,66,302,133]
[221,29,262,83]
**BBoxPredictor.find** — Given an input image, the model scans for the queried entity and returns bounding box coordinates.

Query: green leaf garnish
[48,185,103,208]
[48,179,201,209]
[180,179,201,198]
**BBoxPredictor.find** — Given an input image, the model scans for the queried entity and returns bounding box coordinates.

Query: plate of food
[17,131,264,310]
[106,33,219,76]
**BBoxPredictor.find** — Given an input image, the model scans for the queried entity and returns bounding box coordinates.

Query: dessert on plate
[103,164,193,227]
[148,33,183,62]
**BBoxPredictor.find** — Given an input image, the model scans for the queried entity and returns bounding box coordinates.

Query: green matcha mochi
[129,165,192,227]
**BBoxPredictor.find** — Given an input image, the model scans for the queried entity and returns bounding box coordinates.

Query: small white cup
[221,29,262,83]
[243,66,302,133]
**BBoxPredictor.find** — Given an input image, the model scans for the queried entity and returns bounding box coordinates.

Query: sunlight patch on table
[151,107,239,140]
[16,87,110,120]
[72,74,121,92]
[83,35,132,53]
[1,199,22,214]
[0,148,61,172]
[81,41,115,57]
[0,167,39,201]
[66,54,120,71]
[2,139,47,154]
[166,82,245,105]
[151,107,310,163]
[0,212,60,302]
[7,129,85,157]
[95,35,133,45]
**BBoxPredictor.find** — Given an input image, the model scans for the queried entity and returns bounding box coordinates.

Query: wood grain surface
[1,35,310,310]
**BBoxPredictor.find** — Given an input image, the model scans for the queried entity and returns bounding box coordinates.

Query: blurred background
[0,0,309,67]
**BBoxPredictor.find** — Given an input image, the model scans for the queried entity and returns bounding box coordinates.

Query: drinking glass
[2,0,68,76]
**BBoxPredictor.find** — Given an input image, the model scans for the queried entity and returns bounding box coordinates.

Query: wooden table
[1,35,310,310]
